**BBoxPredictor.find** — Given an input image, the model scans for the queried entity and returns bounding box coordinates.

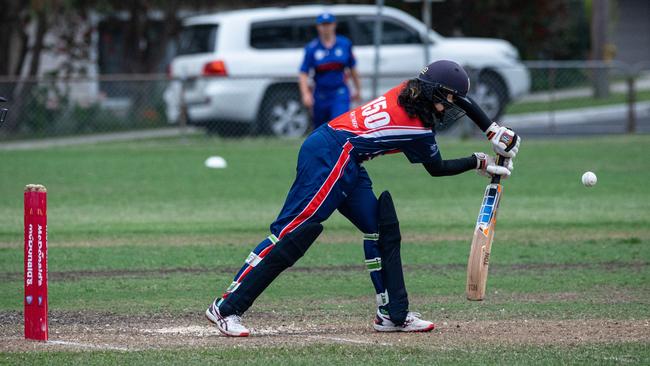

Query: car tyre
[471,71,508,121]
[258,85,310,138]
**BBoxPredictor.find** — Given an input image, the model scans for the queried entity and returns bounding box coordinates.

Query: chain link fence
[0,75,170,141]
[1,61,649,143]
[499,61,650,137]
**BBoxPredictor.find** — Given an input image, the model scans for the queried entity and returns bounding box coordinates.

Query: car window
[250,17,354,49]
[292,18,319,47]
[334,17,353,41]
[354,16,421,46]
[177,24,218,55]
[251,20,298,49]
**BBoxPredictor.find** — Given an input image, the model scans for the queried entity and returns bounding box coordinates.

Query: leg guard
[377,191,409,325]
[222,235,278,299]
[218,222,323,316]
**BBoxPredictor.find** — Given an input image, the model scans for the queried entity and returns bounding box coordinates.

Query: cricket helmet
[416,60,470,127]
[417,60,470,97]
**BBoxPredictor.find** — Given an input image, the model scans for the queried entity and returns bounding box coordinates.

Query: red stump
[24,184,48,341]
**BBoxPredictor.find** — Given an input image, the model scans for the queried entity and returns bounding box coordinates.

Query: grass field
[1,134,649,365]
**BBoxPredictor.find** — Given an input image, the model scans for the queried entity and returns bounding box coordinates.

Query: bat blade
[466,182,502,301]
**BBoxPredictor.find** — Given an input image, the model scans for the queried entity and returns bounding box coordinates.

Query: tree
[1,0,57,133]
[0,0,29,76]
[427,0,590,60]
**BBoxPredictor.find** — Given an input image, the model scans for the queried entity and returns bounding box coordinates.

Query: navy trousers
[218,126,387,315]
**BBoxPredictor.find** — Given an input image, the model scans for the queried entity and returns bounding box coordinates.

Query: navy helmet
[417,60,470,97]
[416,60,470,127]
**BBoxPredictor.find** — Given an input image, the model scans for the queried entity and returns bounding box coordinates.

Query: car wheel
[471,72,508,121]
[259,86,310,138]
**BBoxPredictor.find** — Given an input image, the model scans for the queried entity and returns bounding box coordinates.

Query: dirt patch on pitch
[1,310,649,352]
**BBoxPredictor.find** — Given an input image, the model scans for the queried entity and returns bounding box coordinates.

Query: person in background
[299,12,361,130]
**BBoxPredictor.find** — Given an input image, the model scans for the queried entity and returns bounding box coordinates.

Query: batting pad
[218,222,323,317]
[378,191,409,326]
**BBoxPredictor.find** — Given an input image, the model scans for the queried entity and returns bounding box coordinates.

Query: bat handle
[490,155,507,184]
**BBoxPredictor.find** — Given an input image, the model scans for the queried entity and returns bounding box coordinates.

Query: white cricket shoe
[205,299,250,337]
[373,308,435,332]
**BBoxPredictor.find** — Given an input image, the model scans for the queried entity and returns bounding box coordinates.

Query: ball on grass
[205,156,227,169]
[581,171,597,187]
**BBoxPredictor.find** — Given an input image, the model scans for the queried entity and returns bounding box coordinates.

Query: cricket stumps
[24,184,48,341]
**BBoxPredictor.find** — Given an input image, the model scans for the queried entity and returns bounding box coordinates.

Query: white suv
[164,5,530,137]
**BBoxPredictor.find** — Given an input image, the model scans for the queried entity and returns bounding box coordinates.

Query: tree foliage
[0,0,593,79]
[428,0,591,60]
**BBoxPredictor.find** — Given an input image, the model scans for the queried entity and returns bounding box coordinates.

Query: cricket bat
[466,155,506,301]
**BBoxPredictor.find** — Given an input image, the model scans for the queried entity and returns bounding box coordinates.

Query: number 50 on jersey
[361,96,390,128]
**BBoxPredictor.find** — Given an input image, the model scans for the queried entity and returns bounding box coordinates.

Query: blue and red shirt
[328,83,440,164]
[299,36,356,91]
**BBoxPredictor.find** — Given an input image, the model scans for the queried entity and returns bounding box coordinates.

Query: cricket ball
[581,171,597,187]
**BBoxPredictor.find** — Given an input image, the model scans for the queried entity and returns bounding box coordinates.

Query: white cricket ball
[581,171,597,187]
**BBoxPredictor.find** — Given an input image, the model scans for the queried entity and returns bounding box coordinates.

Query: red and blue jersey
[299,36,356,91]
[328,83,440,164]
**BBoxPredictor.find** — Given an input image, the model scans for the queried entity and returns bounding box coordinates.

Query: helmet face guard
[420,81,467,128]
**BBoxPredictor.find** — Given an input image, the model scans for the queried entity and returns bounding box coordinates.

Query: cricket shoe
[205,299,250,337]
[373,308,435,332]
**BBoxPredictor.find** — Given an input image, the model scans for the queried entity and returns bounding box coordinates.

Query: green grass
[1,134,649,363]
[506,89,650,115]
[3,343,649,365]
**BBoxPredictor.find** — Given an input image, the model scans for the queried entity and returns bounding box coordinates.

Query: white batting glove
[486,122,521,158]
[474,152,512,178]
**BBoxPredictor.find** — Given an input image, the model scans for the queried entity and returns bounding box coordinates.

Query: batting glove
[486,122,521,158]
[474,152,512,178]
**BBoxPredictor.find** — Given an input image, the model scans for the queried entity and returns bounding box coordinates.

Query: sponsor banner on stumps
[24,184,48,341]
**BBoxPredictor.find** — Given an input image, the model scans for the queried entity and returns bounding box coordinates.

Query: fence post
[460,68,480,140]
[591,0,610,99]
[179,77,188,137]
[626,74,636,133]
[548,67,556,134]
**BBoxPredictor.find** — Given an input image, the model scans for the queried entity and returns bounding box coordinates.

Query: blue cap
[316,12,336,24]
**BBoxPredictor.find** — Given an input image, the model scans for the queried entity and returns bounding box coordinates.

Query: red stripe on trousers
[222,141,353,299]
[278,141,353,239]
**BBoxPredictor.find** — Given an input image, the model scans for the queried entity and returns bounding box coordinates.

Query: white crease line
[601,356,637,364]
[309,335,392,346]
[47,340,130,351]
